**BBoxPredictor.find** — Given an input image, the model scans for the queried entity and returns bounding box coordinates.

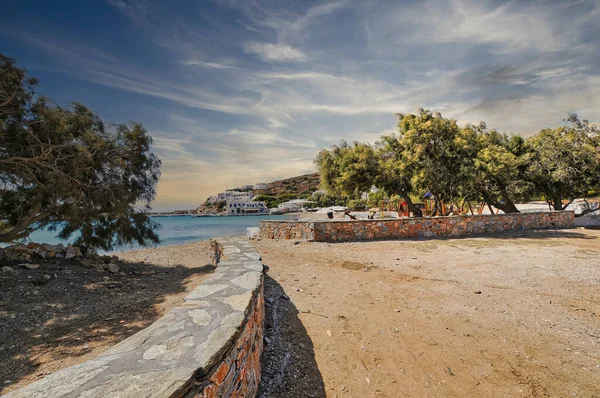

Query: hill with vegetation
[253,173,321,208]
[258,173,321,196]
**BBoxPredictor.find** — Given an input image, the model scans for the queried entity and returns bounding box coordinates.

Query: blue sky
[2,0,599,210]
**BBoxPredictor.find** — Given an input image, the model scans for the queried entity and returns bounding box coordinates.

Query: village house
[226,197,268,215]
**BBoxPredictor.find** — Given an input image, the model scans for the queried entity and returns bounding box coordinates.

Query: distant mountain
[258,172,321,196]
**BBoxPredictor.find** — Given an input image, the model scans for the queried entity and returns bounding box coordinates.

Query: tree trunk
[399,192,422,218]
[552,194,564,210]
[0,204,46,243]
[481,190,520,214]
[499,187,520,214]
[575,199,599,217]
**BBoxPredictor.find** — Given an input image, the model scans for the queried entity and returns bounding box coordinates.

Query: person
[209,239,224,267]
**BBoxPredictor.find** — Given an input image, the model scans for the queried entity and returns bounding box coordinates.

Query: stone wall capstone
[3,237,264,398]
[259,211,575,242]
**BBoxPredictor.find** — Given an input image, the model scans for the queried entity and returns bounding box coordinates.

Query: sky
[1,0,599,211]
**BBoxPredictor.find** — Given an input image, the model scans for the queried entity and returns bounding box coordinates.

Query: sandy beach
[4,230,600,396]
[255,228,600,397]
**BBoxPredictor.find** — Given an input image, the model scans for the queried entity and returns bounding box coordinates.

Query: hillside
[258,172,321,196]
[199,172,321,212]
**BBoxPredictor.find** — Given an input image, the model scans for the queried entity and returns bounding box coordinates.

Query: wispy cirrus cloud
[4,0,599,209]
[180,59,240,70]
[243,42,308,62]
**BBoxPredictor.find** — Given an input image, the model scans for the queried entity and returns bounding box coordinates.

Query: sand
[255,228,600,397]
[1,241,213,393]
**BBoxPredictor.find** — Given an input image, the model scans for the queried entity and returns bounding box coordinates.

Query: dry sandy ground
[1,241,212,394]
[255,229,600,398]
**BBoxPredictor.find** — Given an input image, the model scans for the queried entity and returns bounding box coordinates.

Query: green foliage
[456,123,530,213]
[310,192,346,208]
[0,54,161,250]
[315,140,379,199]
[215,200,227,212]
[366,191,387,208]
[315,108,600,217]
[525,115,600,210]
[396,110,463,203]
[347,199,368,211]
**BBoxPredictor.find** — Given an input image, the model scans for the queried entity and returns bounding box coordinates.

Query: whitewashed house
[226,198,268,215]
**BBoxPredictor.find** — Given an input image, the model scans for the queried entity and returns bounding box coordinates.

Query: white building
[213,190,254,202]
[276,199,314,212]
[253,183,268,190]
[226,198,268,215]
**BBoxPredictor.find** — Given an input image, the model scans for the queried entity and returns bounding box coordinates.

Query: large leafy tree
[525,114,600,212]
[315,140,379,199]
[315,137,425,217]
[395,110,463,215]
[373,134,423,217]
[457,123,530,213]
[0,54,161,250]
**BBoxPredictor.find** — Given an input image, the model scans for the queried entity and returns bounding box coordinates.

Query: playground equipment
[379,196,500,217]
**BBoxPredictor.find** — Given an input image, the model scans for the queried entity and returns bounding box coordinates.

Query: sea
[27,215,292,253]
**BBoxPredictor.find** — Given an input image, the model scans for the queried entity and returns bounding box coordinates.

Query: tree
[525,114,600,212]
[374,134,423,217]
[395,110,463,216]
[0,54,161,250]
[315,140,379,199]
[457,123,530,213]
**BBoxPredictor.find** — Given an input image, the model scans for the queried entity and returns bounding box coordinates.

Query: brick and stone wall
[196,283,264,398]
[259,220,316,240]
[260,211,575,242]
[5,237,265,398]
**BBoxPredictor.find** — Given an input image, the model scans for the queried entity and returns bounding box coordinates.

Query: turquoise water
[28,215,290,252]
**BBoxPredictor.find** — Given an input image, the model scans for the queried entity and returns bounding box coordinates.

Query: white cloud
[180,59,240,70]
[13,0,600,209]
[244,42,308,62]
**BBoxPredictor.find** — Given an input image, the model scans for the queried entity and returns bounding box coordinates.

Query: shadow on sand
[321,228,598,245]
[434,228,598,242]
[0,258,214,394]
[259,274,326,398]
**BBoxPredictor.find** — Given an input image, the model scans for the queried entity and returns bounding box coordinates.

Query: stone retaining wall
[260,211,575,242]
[4,237,264,398]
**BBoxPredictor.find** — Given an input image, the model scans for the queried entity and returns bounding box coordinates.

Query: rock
[55,253,64,259]
[110,255,119,264]
[20,263,40,270]
[4,247,14,259]
[106,264,119,274]
[15,245,34,255]
[1,266,15,273]
[65,245,77,260]
[46,251,55,259]
[0,248,3,261]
